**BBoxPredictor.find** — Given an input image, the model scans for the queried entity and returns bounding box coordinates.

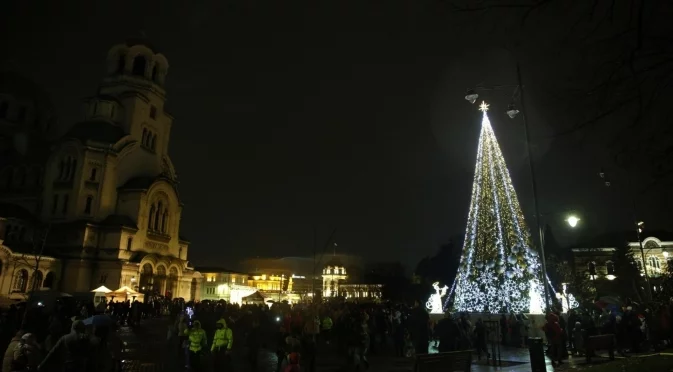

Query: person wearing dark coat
[38,320,97,372]
[411,302,430,355]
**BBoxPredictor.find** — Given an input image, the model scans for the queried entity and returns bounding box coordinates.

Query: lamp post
[464,63,552,309]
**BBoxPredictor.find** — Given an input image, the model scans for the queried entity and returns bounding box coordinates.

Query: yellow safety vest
[211,327,233,351]
[188,328,206,352]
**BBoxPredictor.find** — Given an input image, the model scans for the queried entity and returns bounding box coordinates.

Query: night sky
[3,1,671,268]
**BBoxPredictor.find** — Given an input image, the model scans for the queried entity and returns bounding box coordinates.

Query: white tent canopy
[113,286,139,295]
[106,286,144,302]
[91,286,112,293]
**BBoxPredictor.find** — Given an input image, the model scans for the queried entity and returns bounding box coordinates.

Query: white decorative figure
[555,283,579,313]
[426,282,449,314]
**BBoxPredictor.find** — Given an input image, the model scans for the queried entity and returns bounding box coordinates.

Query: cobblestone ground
[117,318,635,372]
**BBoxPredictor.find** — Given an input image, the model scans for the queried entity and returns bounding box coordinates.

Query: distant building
[239,254,382,302]
[572,233,673,281]
[197,267,256,304]
[0,40,202,302]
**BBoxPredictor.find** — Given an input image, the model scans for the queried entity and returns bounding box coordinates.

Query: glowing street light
[566,215,580,228]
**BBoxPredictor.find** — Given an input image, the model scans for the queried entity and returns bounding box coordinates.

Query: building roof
[119,175,178,191]
[100,214,138,230]
[64,120,126,144]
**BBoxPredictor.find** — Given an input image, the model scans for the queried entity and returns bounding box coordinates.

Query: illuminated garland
[453,106,543,314]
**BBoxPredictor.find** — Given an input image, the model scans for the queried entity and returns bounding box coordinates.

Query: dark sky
[2,1,671,268]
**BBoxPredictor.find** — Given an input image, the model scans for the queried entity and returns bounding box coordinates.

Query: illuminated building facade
[198,267,256,304]
[0,40,202,301]
[322,259,347,297]
[572,234,673,280]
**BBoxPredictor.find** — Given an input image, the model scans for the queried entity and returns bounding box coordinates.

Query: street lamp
[566,215,580,228]
[506,103,520,119]
[465,63,551,310]
[465,89,479,104]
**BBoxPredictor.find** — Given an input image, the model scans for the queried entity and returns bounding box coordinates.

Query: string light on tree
[452,101,544,314]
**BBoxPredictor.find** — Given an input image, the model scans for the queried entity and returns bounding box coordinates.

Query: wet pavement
[116,317,634,372]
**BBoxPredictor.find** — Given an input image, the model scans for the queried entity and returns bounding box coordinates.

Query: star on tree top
[479,101,490,112]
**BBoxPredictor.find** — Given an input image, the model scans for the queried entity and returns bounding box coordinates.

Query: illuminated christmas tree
[452,102,543,314]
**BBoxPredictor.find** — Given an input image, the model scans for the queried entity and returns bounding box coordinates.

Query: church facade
[0,41,201,301]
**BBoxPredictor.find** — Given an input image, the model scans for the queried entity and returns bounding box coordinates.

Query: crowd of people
[0,296,174,372]
[2,294,673,371]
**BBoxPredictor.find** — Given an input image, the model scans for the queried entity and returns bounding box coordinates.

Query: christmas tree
[452,102,543,314]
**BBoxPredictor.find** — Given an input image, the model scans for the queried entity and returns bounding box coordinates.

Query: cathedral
[0,40,201,301]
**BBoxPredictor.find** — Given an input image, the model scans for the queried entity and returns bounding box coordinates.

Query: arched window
[84,196,93,215]
[117,53,126,73]
[155,202,163,231]
[89,168,97,181]
[132,56,146,77]
[43,272,55,288]
[31,271,43,291]
[162,210,168,233]
[142,128,147,146]
[648,256,661,270]
[126,236,133,250]
[139,263,154,293]
[588,261,597,275]
[636,259,643,271]
[148,205,156,229]
[606,261,615,275]
[13,269,28,292]
[62,194,69,215]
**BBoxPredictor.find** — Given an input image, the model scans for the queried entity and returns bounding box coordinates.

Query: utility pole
[517,63,550,309]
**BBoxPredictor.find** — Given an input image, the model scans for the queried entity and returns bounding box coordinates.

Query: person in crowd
[573,321,585,356]
[543,312,563,367]
[474,319,490,360]
[11,333,43,371]
[186,320,208,372]
[411,301,429,355]
[39,320,95,371]
[321,314,333,345]
[435,313,459,352]
[2,330,25,372]
[211,318,234,371]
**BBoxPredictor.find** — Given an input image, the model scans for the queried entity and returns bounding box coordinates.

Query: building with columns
[0,40,202,301]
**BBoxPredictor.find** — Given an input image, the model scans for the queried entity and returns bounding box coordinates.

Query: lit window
[648,256,661,270]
